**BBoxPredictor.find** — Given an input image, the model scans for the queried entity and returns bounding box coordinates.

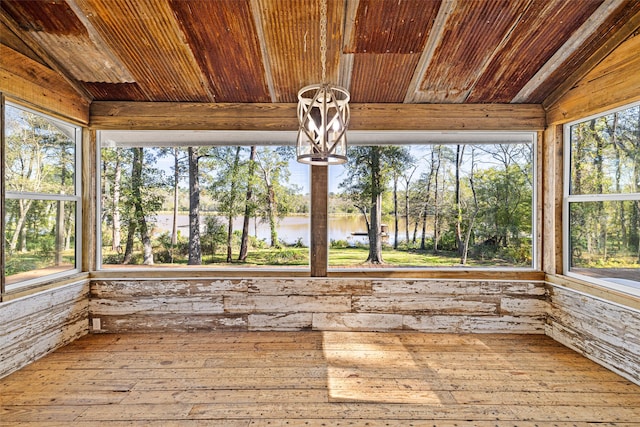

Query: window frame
[95,130,539,273]
[326,137,539,271]
[1,99,83,295]
[562,100,640,296]
[95,137,312,270]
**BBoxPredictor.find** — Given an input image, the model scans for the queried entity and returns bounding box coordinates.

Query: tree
[454,144,466,257]
[211,146,245,262]
[188,147,202,265]
[341,146,411,264]
[122,148,157,265]
[239,146,257,261]
[389,150,414,249]
[401,163,419,245]
[254,147,293,248]
[459,148,480,265]
[5,114,53,253]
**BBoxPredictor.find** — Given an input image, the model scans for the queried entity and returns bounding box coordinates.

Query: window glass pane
[569,105,640,195]
[4,104,76,195]
[328,143,534,268]
[569,200,640,288]
[100,145,309,267]
[4,199,76,286]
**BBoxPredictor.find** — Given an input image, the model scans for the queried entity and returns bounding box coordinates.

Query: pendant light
[296,0,350,165]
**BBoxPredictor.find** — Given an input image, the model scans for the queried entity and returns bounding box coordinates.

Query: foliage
[568,105,640,268]
[3,106,78,277]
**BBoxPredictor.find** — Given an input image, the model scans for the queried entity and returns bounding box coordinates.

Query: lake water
[153,214,413,246]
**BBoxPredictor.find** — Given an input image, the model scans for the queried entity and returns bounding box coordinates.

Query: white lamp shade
[296,83,350,165]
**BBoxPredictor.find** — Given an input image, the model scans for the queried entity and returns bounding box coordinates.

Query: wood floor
[1,332,640,426]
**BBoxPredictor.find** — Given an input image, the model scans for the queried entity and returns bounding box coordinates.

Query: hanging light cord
[320,0,327,84]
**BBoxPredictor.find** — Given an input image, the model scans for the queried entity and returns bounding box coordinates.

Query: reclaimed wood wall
[0,281,89,378]
[89,278,547,334]
[546,284,640,386]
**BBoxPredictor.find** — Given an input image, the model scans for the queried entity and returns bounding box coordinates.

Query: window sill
[546,273,640,310]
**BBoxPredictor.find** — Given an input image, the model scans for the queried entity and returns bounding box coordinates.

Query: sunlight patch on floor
[322,331,452,404]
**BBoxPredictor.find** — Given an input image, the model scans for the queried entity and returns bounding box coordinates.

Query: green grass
[100,245,514,267]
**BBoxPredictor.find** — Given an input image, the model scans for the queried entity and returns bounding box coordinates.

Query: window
[98,130,537,271]
[328,134,536,269]
[98,131,309,268]
[2,102,81,293]
[564,102,640,295]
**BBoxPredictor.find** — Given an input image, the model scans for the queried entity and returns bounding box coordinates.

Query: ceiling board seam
[250,0,277,103]
[513,0,627,103]
[64,0,136,83]
[342,0,359,53]
[339,0,358,90]
[339,53,354,90]
[403,0,456,103]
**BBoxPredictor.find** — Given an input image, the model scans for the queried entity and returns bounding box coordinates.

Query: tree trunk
[455,145,465,257]
[266,185,279,248]
[9,199,33,254]
[404,183,410,244]
[122,217,136,264]
[420,203,428,250]
[591,120,608,258]
[461,156,479,265]
[171,148,180,246]
[420,150,436,250]
[112,149,122,251]
[239,146,256,261]
[226,146,242,262]
[131,148,153,265]
[188,147,202,265]
[367,148,383,264]
[55,199,65,265]
[433,147,441,253]
[393,174,399,249]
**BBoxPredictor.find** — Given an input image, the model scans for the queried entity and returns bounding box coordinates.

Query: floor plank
[1,332,639,425]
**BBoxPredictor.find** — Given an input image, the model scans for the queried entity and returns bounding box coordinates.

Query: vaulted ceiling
[1,0,639,108]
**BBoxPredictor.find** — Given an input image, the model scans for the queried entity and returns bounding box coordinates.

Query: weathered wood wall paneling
[0,281,89,379]
[546,284,640,385]
[89,278,547,334]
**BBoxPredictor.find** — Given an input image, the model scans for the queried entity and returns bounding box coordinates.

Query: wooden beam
[250,0,277,103]
[310,166,328,277]
[0,7,94,103]
[0,45,90,124]
[543,8,640,115]
[90,102,546,131]
[545,32,640,124]
[404,0,456,103]
[514,0,629,103]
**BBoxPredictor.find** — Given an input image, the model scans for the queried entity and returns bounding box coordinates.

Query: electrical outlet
[92,318,101,331]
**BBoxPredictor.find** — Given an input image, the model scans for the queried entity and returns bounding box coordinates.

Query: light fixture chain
[320,0,327,83]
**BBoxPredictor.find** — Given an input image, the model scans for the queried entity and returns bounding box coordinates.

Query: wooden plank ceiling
[1,0,639,106]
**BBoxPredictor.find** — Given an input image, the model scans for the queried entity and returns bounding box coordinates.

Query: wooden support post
[310,165,328,277]
[82,129,97,272]
[542,124,564,275]
[0,94,5,300]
